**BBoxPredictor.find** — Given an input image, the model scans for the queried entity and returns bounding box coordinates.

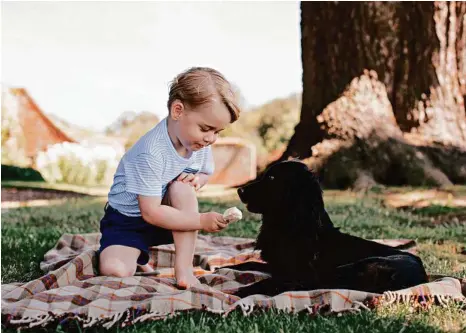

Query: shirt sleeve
[199,146,215,175]
[124,153,164,197]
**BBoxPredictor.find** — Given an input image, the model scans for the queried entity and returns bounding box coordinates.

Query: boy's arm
[138,195,202,231]
[128,153,223,232]
[138,195,226,232]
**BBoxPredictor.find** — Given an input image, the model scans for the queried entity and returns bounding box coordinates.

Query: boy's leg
[164,181,200,288]
[99,245,141,277]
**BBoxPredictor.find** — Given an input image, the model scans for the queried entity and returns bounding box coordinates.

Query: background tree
[279,1,466,189]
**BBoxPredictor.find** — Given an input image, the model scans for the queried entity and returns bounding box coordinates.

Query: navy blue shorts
[97,203,174,265]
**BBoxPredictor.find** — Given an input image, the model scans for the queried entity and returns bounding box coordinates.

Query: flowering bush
[36,142,124,186]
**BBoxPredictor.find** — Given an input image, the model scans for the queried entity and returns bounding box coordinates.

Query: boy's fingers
[190,176,200,186]
[177,174,191,183]
[177,173,188,181]
[216,220,228,229]
[182,174,195,183]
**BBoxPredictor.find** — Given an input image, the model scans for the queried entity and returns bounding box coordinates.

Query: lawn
[1,191,465,332]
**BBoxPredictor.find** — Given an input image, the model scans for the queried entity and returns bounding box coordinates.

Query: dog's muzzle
[237,187,246,202]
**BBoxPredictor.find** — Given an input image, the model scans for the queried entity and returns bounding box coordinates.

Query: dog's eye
[269,176,275,181]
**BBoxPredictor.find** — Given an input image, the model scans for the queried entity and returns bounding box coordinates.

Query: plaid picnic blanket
[2,233,465,329]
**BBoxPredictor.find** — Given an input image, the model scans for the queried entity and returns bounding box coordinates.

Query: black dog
[226,160,428,298]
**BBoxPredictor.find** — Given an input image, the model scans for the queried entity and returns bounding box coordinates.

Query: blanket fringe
[82,315,101,328]
[130,310,166,325]
[3,291,465,330]
[102,310,126,329]
[304,304,316,315]
[381,291,465,308]
[203,306,226,315]
[352,300,370,311]
[29,314,52,328]
[238,302,255,316]
[9,314,48,326]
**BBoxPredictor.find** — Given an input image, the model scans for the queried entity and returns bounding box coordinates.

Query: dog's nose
[237,187,245,200]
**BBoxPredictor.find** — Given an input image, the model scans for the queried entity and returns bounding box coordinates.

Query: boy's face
[171,98,231,152]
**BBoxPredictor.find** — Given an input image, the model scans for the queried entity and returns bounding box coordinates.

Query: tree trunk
[278,1,466,189]
[283,2,397,160]
[393,2,466,145]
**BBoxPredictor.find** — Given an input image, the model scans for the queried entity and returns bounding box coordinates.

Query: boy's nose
[204,133,217,144]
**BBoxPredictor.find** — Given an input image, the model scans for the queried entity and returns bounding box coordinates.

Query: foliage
[105,111,160,151]
[221,93,301,168]
[1,164,44,182]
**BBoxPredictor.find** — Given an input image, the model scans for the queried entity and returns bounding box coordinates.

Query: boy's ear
[170,100,184,120]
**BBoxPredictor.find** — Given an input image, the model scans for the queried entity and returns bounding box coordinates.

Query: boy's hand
[200,212,228,233]
[177,172,201,191]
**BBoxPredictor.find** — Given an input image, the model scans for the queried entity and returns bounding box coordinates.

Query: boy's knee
[168,181,196,197]
[99,258,136,277]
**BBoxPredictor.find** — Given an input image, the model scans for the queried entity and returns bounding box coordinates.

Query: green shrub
[1,164,45,181]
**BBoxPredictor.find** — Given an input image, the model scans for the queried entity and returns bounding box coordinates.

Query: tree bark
[278,1,466,188]
[393,2,466,145]
[283,2,397,160]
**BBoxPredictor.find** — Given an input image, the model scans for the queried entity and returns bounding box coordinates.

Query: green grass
[2,192,465,332]
[1,180,109,196]
[25,307,466,333]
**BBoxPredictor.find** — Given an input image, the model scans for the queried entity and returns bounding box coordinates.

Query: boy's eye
[200,127,209,132]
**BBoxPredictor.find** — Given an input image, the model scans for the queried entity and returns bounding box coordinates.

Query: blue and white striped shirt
[108,117,214,216]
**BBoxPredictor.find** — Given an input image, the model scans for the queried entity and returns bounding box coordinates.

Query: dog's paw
[223,207,242,223]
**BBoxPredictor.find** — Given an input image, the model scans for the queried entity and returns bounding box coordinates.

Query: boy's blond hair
[167,67,241,122]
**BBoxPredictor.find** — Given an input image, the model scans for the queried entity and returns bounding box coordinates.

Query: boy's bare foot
[138,263,154,273]
[175,267,201,289]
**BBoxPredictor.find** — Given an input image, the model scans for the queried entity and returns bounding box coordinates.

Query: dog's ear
[288,169,333,236]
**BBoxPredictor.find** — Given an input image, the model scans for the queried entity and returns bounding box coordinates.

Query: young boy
[98,67,241,288]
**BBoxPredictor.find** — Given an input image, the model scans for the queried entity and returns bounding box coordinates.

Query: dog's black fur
[226,161,428,298]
